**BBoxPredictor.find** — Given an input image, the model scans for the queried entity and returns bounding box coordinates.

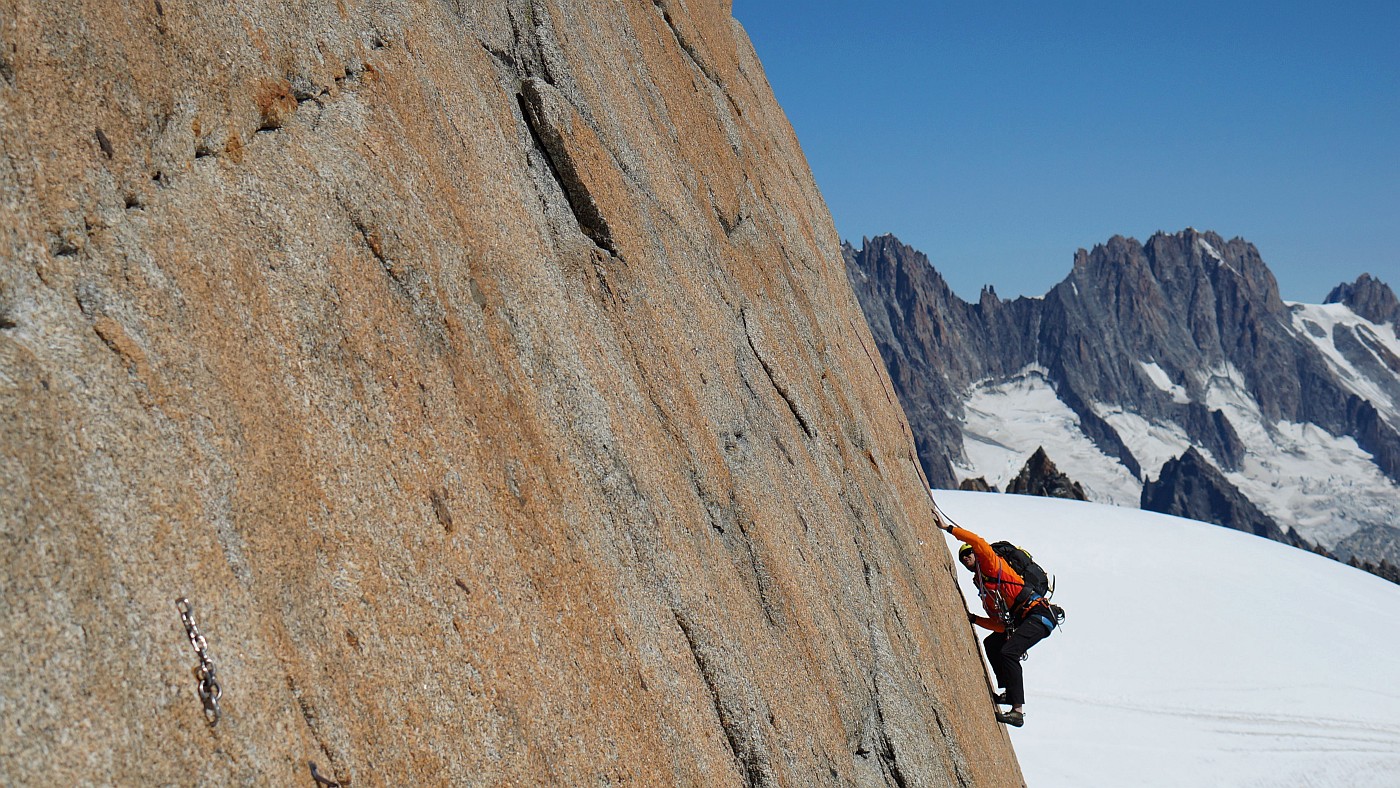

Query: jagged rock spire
[1006,447,1088,501]
[1326,273,1400,327]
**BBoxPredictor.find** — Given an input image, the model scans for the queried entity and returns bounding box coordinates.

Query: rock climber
[940,520,1059,728]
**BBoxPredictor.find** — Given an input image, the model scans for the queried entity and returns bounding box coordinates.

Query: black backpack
[991,541,1051,599]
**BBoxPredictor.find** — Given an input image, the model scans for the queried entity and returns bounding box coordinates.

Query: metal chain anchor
[175,597,222,725]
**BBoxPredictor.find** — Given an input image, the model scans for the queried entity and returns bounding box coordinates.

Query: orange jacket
[950,525,1026,632]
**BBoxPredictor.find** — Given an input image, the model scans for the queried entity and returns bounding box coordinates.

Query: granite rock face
[0,2,1022,785]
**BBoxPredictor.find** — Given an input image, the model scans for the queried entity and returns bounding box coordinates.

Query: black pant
[984,617,1053,707]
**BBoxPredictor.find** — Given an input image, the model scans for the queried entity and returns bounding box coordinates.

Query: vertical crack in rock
[930,700,975,788]
[690,470,786,628]
[864,677,910,788]
[692,467,737,537]
[481,40,517,71]
[94,128,114,159]
[507,4,561,90]
[731,510,785,630]
[740,308,814,439]
[709,182,749,238]
[650,0,722,88]
[286,674,343,782]
[342,205,447,352]
[671,609,773,787]
[430,488,454,535]
[650,0,742,156]
[517,78,619,257]
[91,317,160,407]
[350,217,406,293]
[742,534,784,629]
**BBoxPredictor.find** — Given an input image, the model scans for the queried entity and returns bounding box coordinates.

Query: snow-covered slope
[956,336,1400,554]
[936,490,1400,788]
[1290,301,1400,429]
[957,367,1144,505]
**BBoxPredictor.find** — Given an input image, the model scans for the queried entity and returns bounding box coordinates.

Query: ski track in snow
[1043,690,1400,748]
[936,492,1400,788]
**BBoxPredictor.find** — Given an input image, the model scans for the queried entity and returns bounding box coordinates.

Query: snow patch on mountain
[1182,361,1397,547]
[1091,404,1196,473]
[960,359,1400,550]
[1198,361,1255,416]
[1226,420,1399,547]
[957,368,1141,505]
[1194,234,1223,263]
[1138,361,1190,404]
[936,490,1400,788]
[1289,301,1400,424]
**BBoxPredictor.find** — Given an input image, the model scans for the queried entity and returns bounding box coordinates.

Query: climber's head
[958,543,976,570]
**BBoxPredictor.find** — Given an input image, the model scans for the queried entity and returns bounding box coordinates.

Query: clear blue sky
[733,1,1399,303]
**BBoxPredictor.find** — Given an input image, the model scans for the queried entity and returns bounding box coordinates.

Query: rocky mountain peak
[1060,228,1304,428]
[1141,448,1284,540]
[1326,273,1400,327]
[846,229,1400,584]
[1006,447,1089,500]
[844,235,1044,487]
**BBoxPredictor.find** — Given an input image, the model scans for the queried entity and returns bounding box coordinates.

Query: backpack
[991,541,1051,599]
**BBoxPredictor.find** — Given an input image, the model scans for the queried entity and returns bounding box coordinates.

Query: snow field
[957,368,1142,506]
[936,491,1400,788]
[1199,361,1399,548]
[1138,360,1190,404]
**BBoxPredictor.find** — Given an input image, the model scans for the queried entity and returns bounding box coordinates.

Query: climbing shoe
[996,710,1025,727]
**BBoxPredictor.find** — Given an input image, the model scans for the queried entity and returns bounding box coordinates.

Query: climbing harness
[175,597,222,725]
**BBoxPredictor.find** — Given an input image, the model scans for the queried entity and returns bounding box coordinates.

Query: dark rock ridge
[842,235,1039,487]
[1327,274,1400,327]
[958,476,998,493]
[844,231,1261,484]
[846,230,1400,487]
[1141,448,1284,539]
[1336,523,1400,568]
[1041,231,1290,471]
[1345,555,1400,585]
[1007,447,1089,501]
